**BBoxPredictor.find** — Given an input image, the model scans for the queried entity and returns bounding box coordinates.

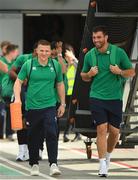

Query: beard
[93,38,106,49]
[94,42,105,49]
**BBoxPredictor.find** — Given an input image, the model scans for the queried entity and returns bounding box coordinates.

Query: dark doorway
[23,14,86,56]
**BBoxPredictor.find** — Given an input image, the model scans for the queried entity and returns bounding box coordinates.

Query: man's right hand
[14,98,21,104]
[88,66,98,78]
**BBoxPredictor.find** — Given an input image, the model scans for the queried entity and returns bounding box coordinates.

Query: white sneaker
[30,164,39,176]
[106,152,111,170]
[16,145,25,161]
[23,145,29,161]
[23,151,29,161]
[50,163,61,176]
[16,145,29,161]
[98,159,108,177]
[106,158,110,170]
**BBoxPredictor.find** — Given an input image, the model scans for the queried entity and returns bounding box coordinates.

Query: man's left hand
[57,105,65,117]
[110,64,122,75]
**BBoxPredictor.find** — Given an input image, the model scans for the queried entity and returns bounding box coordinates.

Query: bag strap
[90,48,97,67]
[51,60,57,88]
[110,44,117,65]
[26,58,33,90]
[110,45,126,86]
[11,59,33,101]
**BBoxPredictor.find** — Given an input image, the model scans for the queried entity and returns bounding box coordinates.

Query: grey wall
[0,0,89,13]
[0,13,23,53]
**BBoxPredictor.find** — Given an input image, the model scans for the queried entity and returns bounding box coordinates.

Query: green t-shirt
[1,74,14,98]
[18,57,63,110]
[0,57,15,98]
[82,44,132,100]
[13,53,33,69]
[0,57,13,85]
[3,54,33,97]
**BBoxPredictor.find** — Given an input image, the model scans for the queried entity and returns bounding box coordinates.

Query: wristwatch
[61,103,66,108]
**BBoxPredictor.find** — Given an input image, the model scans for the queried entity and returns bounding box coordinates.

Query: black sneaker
[7,135,14,141]
[71,135,81,142]
[0,136,4,139]
[63,136,69,142]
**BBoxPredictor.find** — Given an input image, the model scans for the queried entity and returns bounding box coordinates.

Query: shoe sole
[16,158,23,162]
[50,171,61,176]
[31,173,39,176]
[31,174,39,176]
[63,140,69,142]
[16,158,29,161]
[98,174,108,177]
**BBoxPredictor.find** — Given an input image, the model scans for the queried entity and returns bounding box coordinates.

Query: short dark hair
[51,41,57,50]
[33,42,38,50]
[0,41,11,49]
[92,25,108,36]
[6,44,18,54]
[37,39,51,47]
[62,43,74,57]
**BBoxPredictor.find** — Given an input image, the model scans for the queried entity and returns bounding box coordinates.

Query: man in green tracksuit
[14,40,65,176]
[81,26,135,177]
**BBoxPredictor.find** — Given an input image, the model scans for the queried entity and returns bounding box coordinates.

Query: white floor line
[0,156,57,180]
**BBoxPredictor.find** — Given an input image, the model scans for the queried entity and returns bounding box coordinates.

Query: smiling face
[92,31,108,49]
[36,44,51,62]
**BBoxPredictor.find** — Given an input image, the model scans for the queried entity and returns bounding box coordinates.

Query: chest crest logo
[32,67,36,70]
[50,67,54,72]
